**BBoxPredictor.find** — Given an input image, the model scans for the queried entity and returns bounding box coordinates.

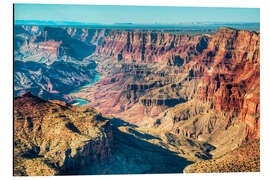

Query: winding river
[70,71,101,106]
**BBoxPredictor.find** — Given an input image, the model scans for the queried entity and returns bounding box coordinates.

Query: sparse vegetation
[184,139,260,173]
[14,94,113,176]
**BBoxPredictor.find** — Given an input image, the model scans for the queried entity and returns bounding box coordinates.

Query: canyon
[14,24,260,175]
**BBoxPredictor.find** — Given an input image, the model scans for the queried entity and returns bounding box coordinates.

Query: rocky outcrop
[14,93,113,176]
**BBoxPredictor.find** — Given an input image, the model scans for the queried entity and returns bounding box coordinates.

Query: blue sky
[14,4,260,24]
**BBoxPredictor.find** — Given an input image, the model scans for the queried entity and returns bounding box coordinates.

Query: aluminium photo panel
[13,3,260,176]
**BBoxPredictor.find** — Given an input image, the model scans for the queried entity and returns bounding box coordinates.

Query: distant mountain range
[14,20,103,26]
[14,20,260,31]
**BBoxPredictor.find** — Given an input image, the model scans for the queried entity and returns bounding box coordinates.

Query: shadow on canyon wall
[62,118,193,175]
[110,117,138,128]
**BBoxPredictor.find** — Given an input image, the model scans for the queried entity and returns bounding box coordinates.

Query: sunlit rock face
[14,93,113,176]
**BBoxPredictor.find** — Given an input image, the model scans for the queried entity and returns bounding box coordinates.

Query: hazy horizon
[14,4,260,25]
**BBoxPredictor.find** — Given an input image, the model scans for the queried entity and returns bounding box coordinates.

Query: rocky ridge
[14,93,113,176]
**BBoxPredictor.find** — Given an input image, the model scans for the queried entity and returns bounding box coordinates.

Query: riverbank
[68,71,102,106]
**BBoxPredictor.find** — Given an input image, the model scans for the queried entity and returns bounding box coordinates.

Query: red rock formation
[48,99,67,106]
[95,31,209,64]
[74,27,260,143]
[193,27,260,141]
[38,40,62,54]
[19,25,260,143]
